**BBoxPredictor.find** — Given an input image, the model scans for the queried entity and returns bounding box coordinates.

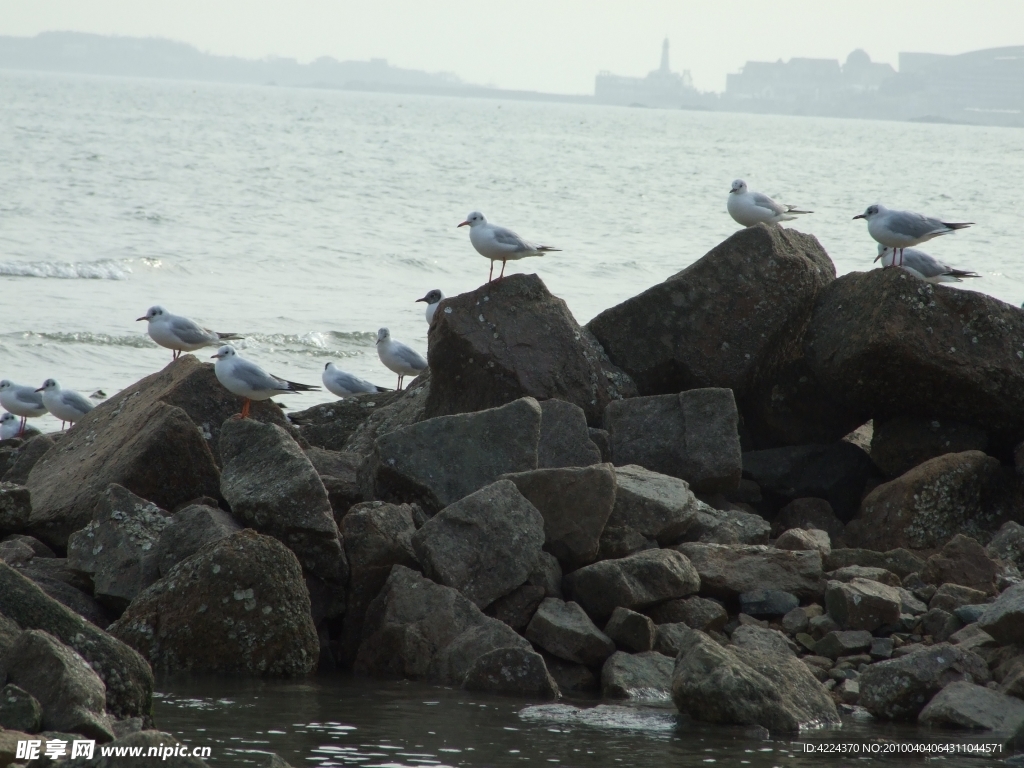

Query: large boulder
[871,416,990,479]
[341,373,430,458]
[108,530,319,676]
[423,274,635,425]
[304,447,363,518]
[2,435,55,486]
[919,680,1024,744]
[502,464,616,569]
[219,419,346,585]
[978,583,1024,645]
[291,391,404,452]
[537,399,603,468]
[362,397,542,512]
[920,534,999,595]
[603,607,657,652]
[673,543,824,601]
[604,389,742,493]
[526,598,615,666]
[681,503,770,546]
[671,627,839,732]
[604,465,701,546]
[824,578,902,631]
[154,503,241,577]
[803,268,1024,449]
[601,651,674,701]
[770,497,846,543]
[411,480,545,608]
[0,482,31,535]
[0,683,43,733]
[823,548,925,579]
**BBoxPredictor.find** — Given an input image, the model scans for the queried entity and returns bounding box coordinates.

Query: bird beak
[852,214,865,220]
[873,252,884,263]
[415,297,428,303]
[457,221,469,228]
[34,387,44,392]
[136,316,147,321]
[211,354,218,359]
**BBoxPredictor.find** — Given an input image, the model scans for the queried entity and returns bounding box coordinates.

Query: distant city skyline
[1,0,1023,94]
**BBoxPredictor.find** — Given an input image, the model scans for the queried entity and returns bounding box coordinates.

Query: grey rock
[603,607,656,653]
[525,598,616,666]
[0,482,32,535]
[955,604,988,624]
[654,622,697,658]
[826,565,902,588]
[739,589,799,618]
[731,625,795,657]
[825,578,902,632]
[291,391,405,452]
[898,587,928,615]
[673,542,824,601]
[0,684,42,733]
[527,552,563,598]
[682,503,771,545]
[988,521,1024,572]
[2,435,54,486]
[815,630,873,659]
[0,538,34,566]
[596,525,656,561]
[304,447,363,517]
[484,585,546,634]
[18,572,113,629]
[647,596,728,632]
[921,608,964,643]
[543,655,599,695]
[154,503,241,577]
[870,637,894,660]
[606,465,702,545]
[871,416,990,479]
[979,583,1024,645]
[919,681,1024,744]
[462,647,559,698]
[2,535,55,559]
[601,651,674,701]
[948,624,996,651]
[538,399,603,468]
[775,528,831,556]
[920,534,1000,596]
[930,583,990,613]
[342,374,430,458]
[824,548,925,579]
[770,497,845,543]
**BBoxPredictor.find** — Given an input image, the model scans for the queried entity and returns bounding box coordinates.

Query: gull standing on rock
[376,328,427,390]
[1,412,39,440]
[0,380,48,436]
[35,379,94,429]
[458,211,560,282]
[854,205,973,266]
[416,290,445,324]
[211,345,318,419]
[137,306,244,360]
[322,363,384,398]
[727,179,812,227]
[875,245,980,283]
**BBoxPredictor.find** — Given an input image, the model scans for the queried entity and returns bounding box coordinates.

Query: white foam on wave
[5,331,158,348]
[519,703,677,733]
[0,259,131,280]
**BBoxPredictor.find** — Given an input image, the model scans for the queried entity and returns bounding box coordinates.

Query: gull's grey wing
[14,388,44,408]
[169,316,218,346]
[394,343,428,370]
[491,225,535,252]
[750,192,788,216]
[886,211,950,239]
[901,249,951,278]
[329,369,377,394]
[61,390,95,415]
[235,358,290,392]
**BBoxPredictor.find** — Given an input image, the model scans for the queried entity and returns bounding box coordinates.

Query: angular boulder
[601,651,674,701]
[0,482,31,535]
[603,607,656,653]
[770,497,845,543]
[0,683,42,733]
[605,465,701,546]
[775,528,831,557]
[342,373,430,458]
[824,578,902,632]
[154,503,241,577]
[731,625,795,657]
[648,596,728,632]
[673,543,824,601]
[920,534,999,595]
[871,416,990,479]
[2,435,54,486]
[525,598,616,666]
[291,391,404,452]
[537,399,603,468]
[978,583,1024,645]
[682,503,771,546]
[462,647,560,698]
[919,681,1024,744]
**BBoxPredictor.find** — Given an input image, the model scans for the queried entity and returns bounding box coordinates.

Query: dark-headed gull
[416,289,445,324]
[376,328,427,390]
[458,211,560,282]
[211,345,318,419]
[727,179,812,227]
[137,306,243,360]
[874,245,980,283]
[0,412,39,440]
[854,205,972,266]
[0,380,48,436]
[322,363,384,398]
[35,379,94,429]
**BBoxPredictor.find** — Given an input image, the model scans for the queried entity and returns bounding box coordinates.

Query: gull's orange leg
[488,261,494,283]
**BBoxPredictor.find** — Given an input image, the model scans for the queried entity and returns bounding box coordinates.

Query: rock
[484,585,546,634]
[929,583,991,613]
[502,464,615,568]
[108,530,319,676]
[978,583,1024,645]
[154,503,241,577]
[0,684,42,733]
[601,651,674,700]
[807,613,840,639]
[803,268,1024,449]
[824,548,925,579]
[742,442,878,522]
[424,274,635,425]
[1,435,54,486]
[603,607,656,652]
[870,637,894,660]
[2,535,54,559]
[954,604,988,625]
[363,397,541,511]
[739,589,799,618]
[815,630,873,659]
[988,521,1024,571]
[304,447,363,517]
[2,630,113,741]
[826,565,902,588]
[412,480,545,608]
[0,562,152,721]
[653,622,695,658]
[291,392,405,452]
[673,543,824,601]
[0,483,32,535]
[839,679,860,705]
[731,625,795,657]
[647,596,728,632]
[66,485,171,614]
[604,389,742,493]
[588,427,610,463]
[596,526,656,560]
[775,528,831,556]
[781,605,818,635]
[769,497,845,543]
[671,627,840,731]
[825,578,901,632]
[920,534,999,595]
[871,416,990,479]
[948,624,996,652]
[525,598,615,666]
[587,224,835,411]
[462,647,560,698]
[921,608,964,643]
[219,418,346,585]
[537,399,603,468]
[682,503,770,545]
[0,538,33,566]
[564,549,700,621]
[859,643,990,720]
[605,465,702,545]
[527,552,563,598]
[543,655,599,695]
[67,730,211,768]
[919,680,1024,743]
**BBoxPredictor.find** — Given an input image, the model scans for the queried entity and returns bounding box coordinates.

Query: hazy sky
[2,1,1023,93]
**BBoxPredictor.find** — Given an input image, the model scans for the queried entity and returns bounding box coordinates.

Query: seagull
[0,380,48,436]
[1,412,39,440]
[727,179,812,227]
[854,205,973,266]
[376,328,427,390]
[35,379,94,430]
[322,362,384,398]
[137,306,244,360]
[211,345,318,419]
[416,289,445,324]
[458,211,560,282]
[874,245,980,283]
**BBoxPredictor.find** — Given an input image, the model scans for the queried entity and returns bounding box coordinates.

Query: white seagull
[727,179,812,227]
[211,345,318,419]
[0,380,48,436]
[416,289,445,324]
[35,379,94,430]
[875,245,980,283]
[854,205,973,266]
[137,306,244,360]
[458,211,560,283]
[1,412,39,440]
[376,328,427,390]
[322,363,383,398]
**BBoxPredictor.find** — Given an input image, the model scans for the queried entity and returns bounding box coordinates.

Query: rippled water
[2,68,1023,430]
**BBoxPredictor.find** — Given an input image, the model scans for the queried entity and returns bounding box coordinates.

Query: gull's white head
[853,204,884,221]
[0,380,12,391]
[211,345,236,360]
[458,211,486,228]
[36,378,60,393]
[730,179,747,195]
[376,328,391,345]
[136,305,167,322]
[1,412,15,424]
[417,289,444,306]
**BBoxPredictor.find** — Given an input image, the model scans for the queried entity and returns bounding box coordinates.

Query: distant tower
[660,38,670,73]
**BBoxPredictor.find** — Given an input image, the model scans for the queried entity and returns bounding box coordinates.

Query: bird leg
[397,375,404,390]
[61,421,67,431]
[18,416,26,437]
[233,398,252,420]
[498,260,507,280]
[488,261,494,283]
[899,248,904,267]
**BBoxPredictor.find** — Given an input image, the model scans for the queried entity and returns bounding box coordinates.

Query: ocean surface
[2,68,1023,429]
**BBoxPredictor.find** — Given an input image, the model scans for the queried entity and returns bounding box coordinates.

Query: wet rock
[682,504,770,545]
[603,607,656,652]
[342,374,431,458]
[154,503,241,577]
[109,530,319,676]
[291,392,404,452]
[462,647,559,698]
[537,399,603,468]
[2,435,55,486]
[543,655,599,695]
[775,528,831,556]
[605,465,702,546]
[825,578,901,632]
[815,630,873,659]
[769,497,845,543]
[0,483,32,535]
[220,418,346,586]
[526,598,616,666]
[871,416,990,479]
[424,274,635,426]
[859,643,990,720]
[920,534,999,595]
[826,565,902,588]
[2,629,113,741]
[0,684,42,733]
[978,583,1024,645]
[647,596,728,632]
[824,548,925,579]
[673,543,824,601]
[731,625,795,657]
[502,464,615,569]
[671,627,840,731]
[0,562,152,721]
[987,521,1024,571]
[564,549,700,621]
[484,585,546,634]
[918,680,1024,742]
[601,651,674,701]
[739,589,799,618]
[604,389,742,493]
[930,583,991,613]
[363,397,541,512]
[412,480,545,609]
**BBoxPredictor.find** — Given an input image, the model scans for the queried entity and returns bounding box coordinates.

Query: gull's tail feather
[284,380,320,393]
[537,246,561,253]
[217,332,244,341]
[943,222,974,231]
[946,269,981,279]
[785,206,813,214]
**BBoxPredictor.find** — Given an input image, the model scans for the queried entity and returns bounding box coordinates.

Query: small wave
[0,259,131,280]
[519,704,677,733]
[236,330,378,358]
[6,331,157,348]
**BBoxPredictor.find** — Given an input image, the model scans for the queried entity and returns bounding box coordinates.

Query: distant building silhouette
[595,38,699,107]
[726,50,893,101]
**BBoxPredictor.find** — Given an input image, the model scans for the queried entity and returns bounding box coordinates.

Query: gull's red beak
[457,221,469,228]
[136,316,147,321]
[852,214,866,220]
